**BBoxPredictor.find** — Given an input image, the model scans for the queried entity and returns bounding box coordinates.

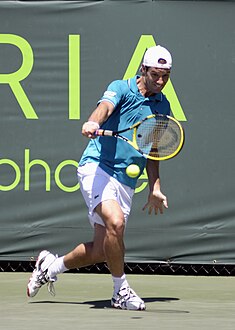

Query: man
[27,45,172,311]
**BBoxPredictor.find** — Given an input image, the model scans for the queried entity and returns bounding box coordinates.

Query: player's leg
[95,199,125,277]
[27,163,145,309]
[94,198,145,310]
[52,199,126,279]
[27,224,106,298]
[63,223,106,269]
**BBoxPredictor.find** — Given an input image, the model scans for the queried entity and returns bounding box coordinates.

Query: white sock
[112,274,129,294]
[47,256,68,279]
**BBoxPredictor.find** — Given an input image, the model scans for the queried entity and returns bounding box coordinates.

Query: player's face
[144,67,170,94]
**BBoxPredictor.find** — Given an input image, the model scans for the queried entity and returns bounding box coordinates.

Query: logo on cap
[158,58,167,65]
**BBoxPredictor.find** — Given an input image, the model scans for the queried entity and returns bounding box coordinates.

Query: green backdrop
[0,1,234,265]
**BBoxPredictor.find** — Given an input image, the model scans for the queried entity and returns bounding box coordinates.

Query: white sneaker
[111,286,146,310]
[27,250,57,298]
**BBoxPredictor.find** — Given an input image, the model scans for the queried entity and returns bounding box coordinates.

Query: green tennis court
[1,272,235,330]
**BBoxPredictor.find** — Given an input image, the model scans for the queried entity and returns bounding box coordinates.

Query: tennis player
[27,45,172,310]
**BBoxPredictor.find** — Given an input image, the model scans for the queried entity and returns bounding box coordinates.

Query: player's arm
[143,159,168,215]
[82,101,115,138]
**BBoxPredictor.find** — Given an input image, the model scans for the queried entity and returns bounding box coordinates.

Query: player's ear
[141,64,147,74]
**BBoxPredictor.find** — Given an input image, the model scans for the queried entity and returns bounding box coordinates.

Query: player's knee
[106,217,125,237]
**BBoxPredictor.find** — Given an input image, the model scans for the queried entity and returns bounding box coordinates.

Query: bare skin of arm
[82,101,115,138]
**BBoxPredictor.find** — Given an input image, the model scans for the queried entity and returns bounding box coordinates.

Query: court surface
[0,272,235,330]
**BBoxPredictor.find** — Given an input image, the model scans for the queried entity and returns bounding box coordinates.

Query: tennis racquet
[95,114,184,161]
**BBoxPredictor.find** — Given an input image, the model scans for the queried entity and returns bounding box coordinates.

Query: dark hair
[141,65,150,73]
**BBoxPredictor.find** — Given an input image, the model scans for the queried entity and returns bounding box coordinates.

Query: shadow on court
[29,296,180,309]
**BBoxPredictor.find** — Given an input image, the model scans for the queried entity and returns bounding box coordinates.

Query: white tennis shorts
[77,163,134,228]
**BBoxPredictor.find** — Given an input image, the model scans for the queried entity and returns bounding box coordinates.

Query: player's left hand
[142,190,168,215]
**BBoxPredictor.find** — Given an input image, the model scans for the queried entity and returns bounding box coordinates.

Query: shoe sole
[111,301,146,311]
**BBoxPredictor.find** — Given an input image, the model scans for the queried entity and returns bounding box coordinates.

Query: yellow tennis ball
[126,164,140,178]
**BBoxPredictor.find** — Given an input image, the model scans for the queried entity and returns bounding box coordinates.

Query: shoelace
[115,287,132,303]
[35,270,56,296]
[47,281,56,296]
[119,287,132,297]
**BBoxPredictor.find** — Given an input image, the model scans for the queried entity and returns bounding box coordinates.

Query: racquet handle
[95,129,113,137]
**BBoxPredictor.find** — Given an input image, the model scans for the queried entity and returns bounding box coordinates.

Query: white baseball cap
[143,45,172,69]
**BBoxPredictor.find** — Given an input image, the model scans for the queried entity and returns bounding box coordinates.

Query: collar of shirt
[128,75,163,102]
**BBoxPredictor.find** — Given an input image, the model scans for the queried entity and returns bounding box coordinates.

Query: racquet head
[133,114,184,160]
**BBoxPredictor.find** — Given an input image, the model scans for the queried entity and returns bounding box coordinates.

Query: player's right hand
[82,121,99,138]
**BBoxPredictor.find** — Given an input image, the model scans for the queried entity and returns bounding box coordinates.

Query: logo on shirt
[104,91,117,98]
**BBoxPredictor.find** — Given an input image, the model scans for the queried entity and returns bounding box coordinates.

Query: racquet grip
[95,129,113,137]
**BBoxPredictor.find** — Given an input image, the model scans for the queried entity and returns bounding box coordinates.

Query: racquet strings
[136,116,182,158]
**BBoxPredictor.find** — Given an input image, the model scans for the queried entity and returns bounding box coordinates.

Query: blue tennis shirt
[79,76,171,189]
